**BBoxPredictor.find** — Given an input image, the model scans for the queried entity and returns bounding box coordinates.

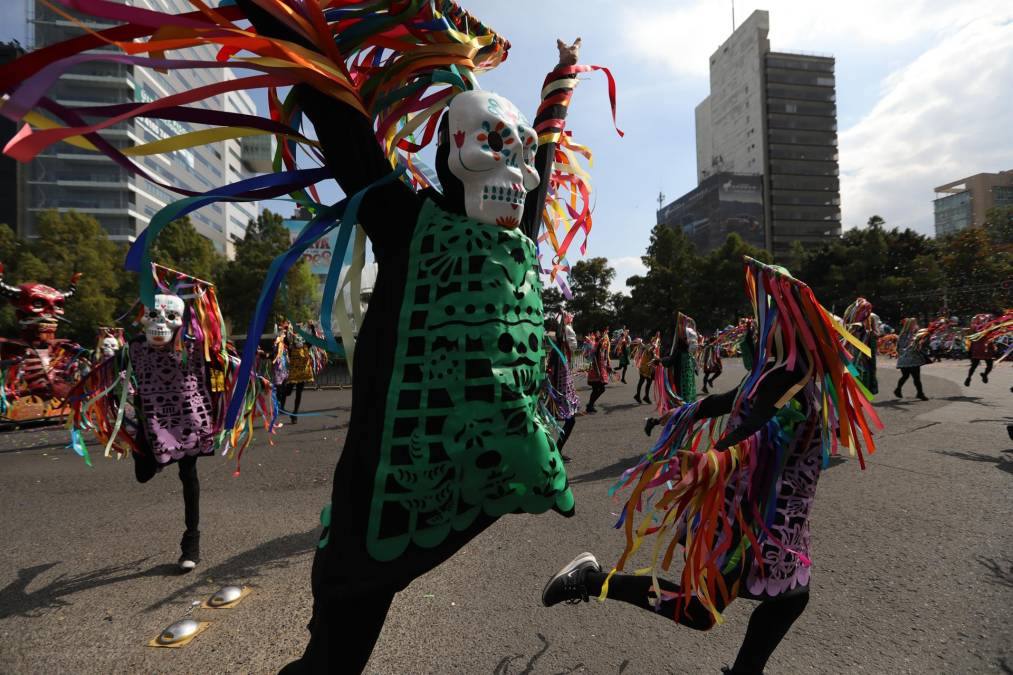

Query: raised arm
[519,38,582,242]
[235,0,420,251]
[697,362,807,449]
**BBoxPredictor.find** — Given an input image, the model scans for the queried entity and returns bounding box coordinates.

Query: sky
[4,1,1012,294]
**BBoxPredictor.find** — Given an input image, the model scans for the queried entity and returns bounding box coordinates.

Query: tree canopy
[559,217,1011,337]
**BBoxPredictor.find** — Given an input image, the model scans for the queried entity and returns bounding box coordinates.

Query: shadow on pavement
[0,556,172,619]
[977,555,1013,589]
[568,453,643,486]
[144,526,319,611]
[934,449,1013,476]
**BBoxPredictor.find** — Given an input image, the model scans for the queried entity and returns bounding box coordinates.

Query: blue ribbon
[223,168,404,430]
[126,168,330,306]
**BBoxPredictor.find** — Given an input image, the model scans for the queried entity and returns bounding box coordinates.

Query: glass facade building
[18,0,262,255]
[657,173,765,252]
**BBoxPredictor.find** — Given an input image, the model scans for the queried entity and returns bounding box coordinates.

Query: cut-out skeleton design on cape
[235,0,596,593]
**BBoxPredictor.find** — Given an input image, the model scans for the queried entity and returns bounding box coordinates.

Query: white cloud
[609,255,646,295]
[619,0,1009,77]
[839,15,1013,233]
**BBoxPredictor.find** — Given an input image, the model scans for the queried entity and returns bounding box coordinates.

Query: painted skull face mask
[141,294,185,347]
[100,337,119,358]
[446,91,540,229]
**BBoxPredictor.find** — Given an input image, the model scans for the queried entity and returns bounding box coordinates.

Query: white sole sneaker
[179,559,197,572]
[541,552,599,606]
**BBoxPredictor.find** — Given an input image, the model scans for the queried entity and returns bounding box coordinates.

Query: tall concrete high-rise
[933,170,1013,237]
[15,0,271,256]
[660,9,841,256]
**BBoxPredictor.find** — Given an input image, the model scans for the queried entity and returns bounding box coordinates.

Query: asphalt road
[1,360,1011,674]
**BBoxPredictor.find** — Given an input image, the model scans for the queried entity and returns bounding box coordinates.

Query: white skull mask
[100,336,119,358]
[445,91,540,228]
[141,294,185,347]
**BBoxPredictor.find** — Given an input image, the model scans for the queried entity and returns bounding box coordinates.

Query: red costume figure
[0,263,85,421]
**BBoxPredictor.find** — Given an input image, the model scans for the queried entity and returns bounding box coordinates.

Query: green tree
[692,233,770,329]
[150,217,226,284]
[0,211,132,345]
[540,285,565,318]
[984,205,1013,248]
[218,209,318,332]
[567,257,615,334]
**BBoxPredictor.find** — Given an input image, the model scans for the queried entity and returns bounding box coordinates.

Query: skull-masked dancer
[965,313,998,387]
[542,257,882,675]
[5,1,620,666]
[66,269,273,572]
[654,312,698,413]
[546,311,581,461]
[842,297,881,395]
[586,328,612,413]
[633,333,661,405]
[894,318,930,400]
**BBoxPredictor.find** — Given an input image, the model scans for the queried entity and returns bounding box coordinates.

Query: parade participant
[616,328,631,383]
[895,318,929,400]
[965,313,996,387]
[542,257,882,675]
[0,264,87,422]
[700,331,723,395]
[546,311,580,462]
[655,312,697,412]
[95,327,125,364]
[633,332,660,405]
[843,297,881,395]
[67,268,273,572]
[5,0,620,666]
[280,330,314,424]
[587,327,612,413]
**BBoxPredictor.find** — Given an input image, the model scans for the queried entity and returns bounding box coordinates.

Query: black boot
[179,530,200,572]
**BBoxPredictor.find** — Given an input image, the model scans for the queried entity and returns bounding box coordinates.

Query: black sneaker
[1007,424,1012,442]
[916,392,928,401]
[981,373,989,384]
[964,378,971,387]
[634,395,641,404]
[542,552,599,607]
[561,454,573,463]
[893,387,902,398]
[644,417,660,436]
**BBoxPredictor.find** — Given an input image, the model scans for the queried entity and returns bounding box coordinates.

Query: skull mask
[445,91,540,229]
[100,336,119,358]
[141,294,185,347]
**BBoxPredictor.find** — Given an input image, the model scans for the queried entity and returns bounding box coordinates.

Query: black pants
[557,416,576,453]
[587,382,606,409]
[635,375,652,402]
[280,381,306,418]
[133,452,200,556]
[587,571,809,674]
[619,364,629,382]
[896,366,924,396]
[702,371,720,393]
[966,359,994,382]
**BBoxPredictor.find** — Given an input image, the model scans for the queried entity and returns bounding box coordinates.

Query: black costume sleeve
[235,0,420,257]
[520,67,579,243]
[694,363,806,450]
